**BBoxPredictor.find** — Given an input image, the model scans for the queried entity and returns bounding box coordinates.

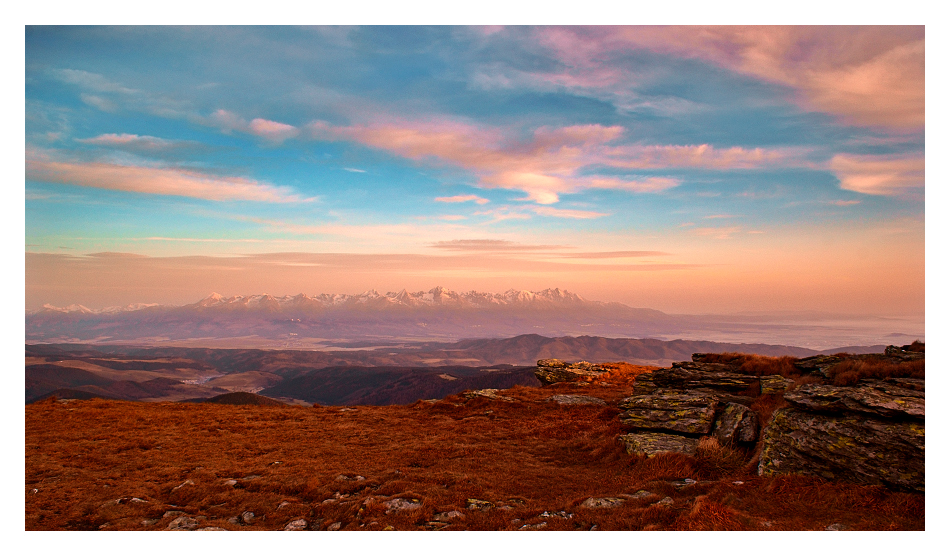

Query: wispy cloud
[829,200,861,206]
[307,118,799,205]
[529,26,924,129]
[344,167,367,173]
[529,206,609,219]
[430,239,564,251]
[692,226,743,239]
[829,154,924,195]
[76,133,208,157]
[209,110,300,143]
[435,194,490,205]
[26,149,308,203]
[556,251,670,259]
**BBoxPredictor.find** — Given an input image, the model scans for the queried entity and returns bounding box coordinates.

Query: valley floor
[25,377,923,531]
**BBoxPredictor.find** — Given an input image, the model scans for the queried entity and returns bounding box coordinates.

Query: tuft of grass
[692,437,747,480]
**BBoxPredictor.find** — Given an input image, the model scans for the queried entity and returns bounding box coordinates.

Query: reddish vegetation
[26,363,923,531]
[694,353,799,378]
[827,358,925,386]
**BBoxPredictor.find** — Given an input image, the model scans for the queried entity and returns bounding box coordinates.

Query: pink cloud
[435,194,490,205]
[26,150,304,203]
[248,118,299,142]
[535,26,924,129]
[305,117,798,204]
[829,154,924,195]
[530,206,609,219]
[208,110,299,143]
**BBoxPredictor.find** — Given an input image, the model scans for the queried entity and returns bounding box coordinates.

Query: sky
[24,25,925,317]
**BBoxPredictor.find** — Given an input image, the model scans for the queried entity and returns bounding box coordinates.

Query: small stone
[579,497,625,509]
[167,516,199,531]
[383,498,423,513]
[141,518,159,527]
[519,521,548,530]
[171,479,194,491]
[327,521,342,531]
[284,519,308,531]
[277,501,291,509]
[197,527,227,531]
[163,511,185,518]
[654,497,674,507]
[241,511,256,524]
[467,498,494,511]
[227,517,240,524]
[733,481,744,485]
[826,523,848,531]
[223,479,237,486]
[433,510,465,522]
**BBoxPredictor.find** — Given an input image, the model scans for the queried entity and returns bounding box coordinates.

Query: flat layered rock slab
[783,381,924,420]
[618,433,699,456]
[619,390,719,435]
[547,394,607,405]
[758,408,924,492]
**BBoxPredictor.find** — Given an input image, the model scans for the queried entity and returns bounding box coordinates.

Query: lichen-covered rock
[634,362,759,394]
[783,381,924,420]
[535,360,609,386]
[712,402,758,444]
[618,432,699,456]
[459,389,515,402]
[619,390,720,434]
[793,355,845,376]
[546,394,606,405]
[760,375,794,395]
[758,407,924,492]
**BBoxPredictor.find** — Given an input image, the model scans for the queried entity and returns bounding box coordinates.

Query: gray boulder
[712,402,758,444]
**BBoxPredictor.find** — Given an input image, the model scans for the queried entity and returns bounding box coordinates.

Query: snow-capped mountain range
[33,287,600,314]
[27,287,679,345]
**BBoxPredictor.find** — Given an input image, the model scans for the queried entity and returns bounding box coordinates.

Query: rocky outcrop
[617,360,775,455]
[619,390,720,435]
[759,378,924,492]
[534,359,609,386]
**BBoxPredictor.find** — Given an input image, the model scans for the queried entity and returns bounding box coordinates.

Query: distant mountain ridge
[27,287,920,350]
[27,287,679,345]
[32,287,619,314]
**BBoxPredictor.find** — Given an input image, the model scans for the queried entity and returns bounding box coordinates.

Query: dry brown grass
[827,358,925,386]
[25,385,923,531]
[693,353,799,378]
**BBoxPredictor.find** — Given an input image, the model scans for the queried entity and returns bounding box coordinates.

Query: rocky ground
[25,361,923,531]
